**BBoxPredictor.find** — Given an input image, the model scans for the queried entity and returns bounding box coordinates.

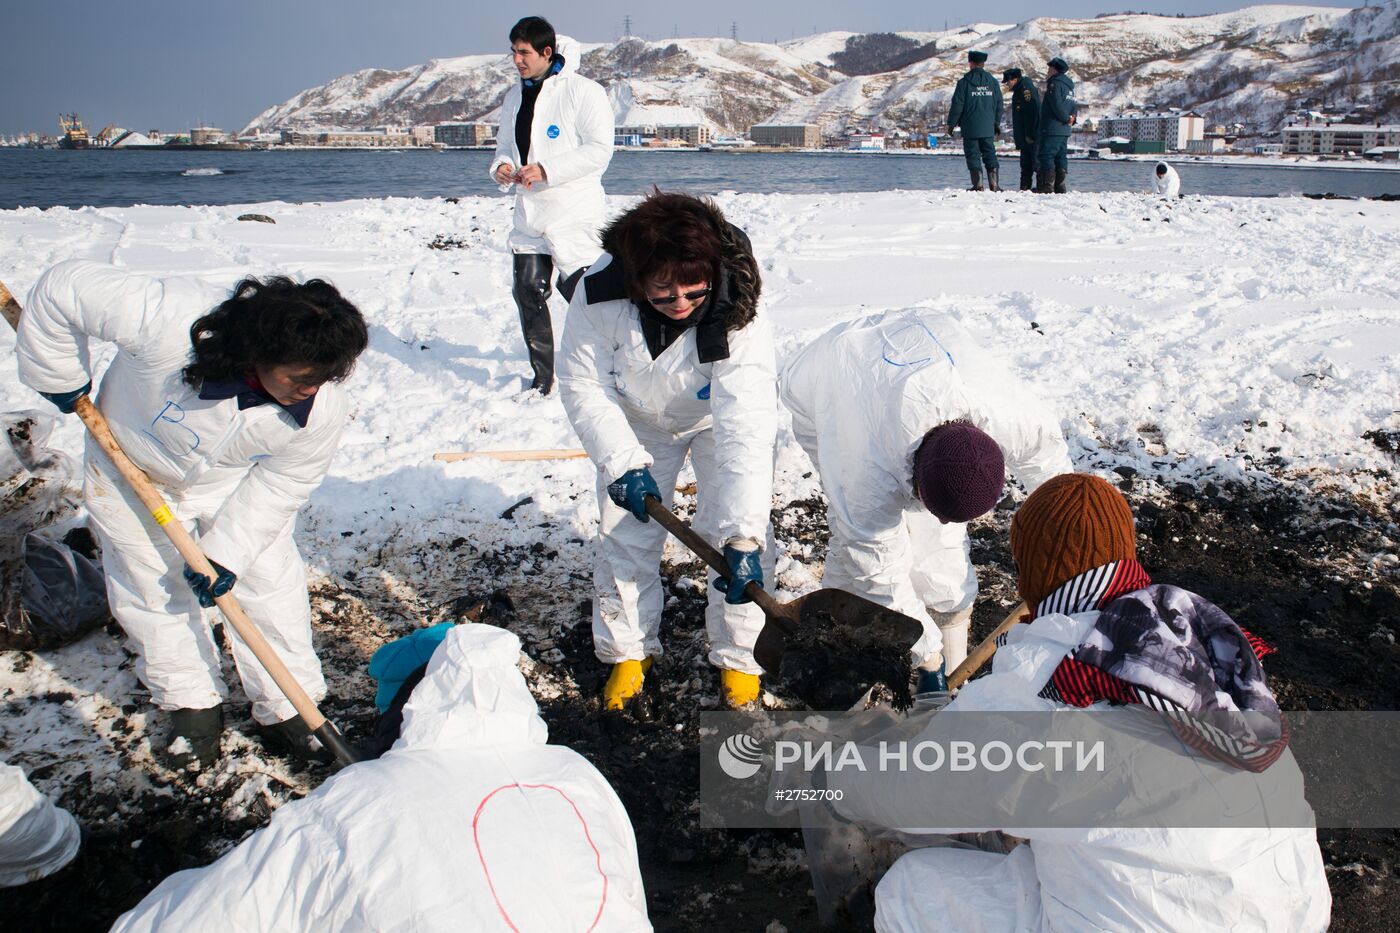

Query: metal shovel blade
[753,588,926,710]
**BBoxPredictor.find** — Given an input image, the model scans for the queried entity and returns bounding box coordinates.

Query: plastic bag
[0,411,110,650]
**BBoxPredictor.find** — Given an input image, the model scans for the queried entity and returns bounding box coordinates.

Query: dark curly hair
[606,192,724,307]
[182,277,368,389]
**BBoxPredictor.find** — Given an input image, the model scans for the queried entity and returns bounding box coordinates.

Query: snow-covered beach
[2,188,1398,927]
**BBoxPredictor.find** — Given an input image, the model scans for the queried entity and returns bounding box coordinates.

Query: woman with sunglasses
[559,191,777,712]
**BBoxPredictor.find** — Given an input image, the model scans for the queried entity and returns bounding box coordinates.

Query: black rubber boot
[1054,168,1068,194]
[163,705,223,769]
[1020,168,1035,190]
[512,253,555,395]
[1036,172,1054,194]
[968,169,983,191]
[256,715,329,762]
[987,167,1001,192]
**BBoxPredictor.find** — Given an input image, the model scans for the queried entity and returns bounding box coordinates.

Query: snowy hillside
[241,5,1399,136]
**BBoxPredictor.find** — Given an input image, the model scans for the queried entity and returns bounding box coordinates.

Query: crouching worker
[868,474,1330,932]
[15,261,368,767]
[111,624,653,932]
[779,309,1069,697]
[559,192,778,711]
[0,761,80,887]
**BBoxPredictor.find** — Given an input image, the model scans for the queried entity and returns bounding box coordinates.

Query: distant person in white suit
[1152,161,1181,198]
[490,16,614,395]
[111,624,653,933]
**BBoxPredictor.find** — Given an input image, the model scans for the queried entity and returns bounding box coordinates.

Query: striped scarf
[1027,563,1286,773]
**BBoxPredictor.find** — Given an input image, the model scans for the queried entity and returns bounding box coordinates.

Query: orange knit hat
[1010,473,1136,609]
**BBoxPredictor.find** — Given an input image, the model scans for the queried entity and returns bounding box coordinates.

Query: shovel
[4,278,362,767]
[642,496,925,705]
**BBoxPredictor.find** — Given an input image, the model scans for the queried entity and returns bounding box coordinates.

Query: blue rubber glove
[183,560,237,608]
[712,543,763,606]
[39,380,92,414]
[607,467,660,522]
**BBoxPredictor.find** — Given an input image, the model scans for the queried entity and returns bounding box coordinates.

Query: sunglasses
[648,286,711,307]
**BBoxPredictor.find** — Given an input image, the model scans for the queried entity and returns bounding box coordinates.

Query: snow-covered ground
[1,188,1397,818]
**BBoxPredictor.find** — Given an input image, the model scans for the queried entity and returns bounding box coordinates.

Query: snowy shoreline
[1,186,1397,927]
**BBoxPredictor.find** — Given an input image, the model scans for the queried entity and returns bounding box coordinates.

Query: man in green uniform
[1002,68,1041,191]
[1037,57,1078,194]
[947,50,1003,191]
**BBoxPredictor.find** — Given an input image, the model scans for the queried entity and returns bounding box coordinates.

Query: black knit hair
[182,276,369,389]
[509,16,556,55]
[608,191,724,306]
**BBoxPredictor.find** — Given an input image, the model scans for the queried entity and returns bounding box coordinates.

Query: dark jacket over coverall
[947,68,1003,173]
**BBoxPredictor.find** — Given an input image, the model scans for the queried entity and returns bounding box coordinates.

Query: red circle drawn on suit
[473,783,609,932]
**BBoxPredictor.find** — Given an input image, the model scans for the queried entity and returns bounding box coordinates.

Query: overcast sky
[0,1,1362,135]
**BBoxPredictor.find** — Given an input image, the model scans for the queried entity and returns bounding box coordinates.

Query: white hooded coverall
[863,608,1331,933]
[558,253,779,675]
[489,35,614,277]
[779,309,1070,664]
[1152,162,1181,198]
[111,625,653,932]
[0,761,80,888]
[15,261,347,724]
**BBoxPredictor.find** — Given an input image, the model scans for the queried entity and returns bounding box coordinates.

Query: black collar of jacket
[583,256,734,363]
[198,376,314,428]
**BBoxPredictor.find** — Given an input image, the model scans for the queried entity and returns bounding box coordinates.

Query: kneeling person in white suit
[559,192,778,711]
[779,309,1070,692]
[15,261,369,766]
[111,624,653,932]
[865,474,1330,932]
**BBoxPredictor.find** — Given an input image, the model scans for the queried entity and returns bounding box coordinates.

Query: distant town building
[1098,112,1204,152]
[1281,123,1400,156]
[1186,138,1225,153]
[615,133,645,147]
[411,125,436,146]
[434,122,494,147]
[189,127,227,145]
[317,131,413,147]
[655,124,710,146]
[847,133,885,151]
[749,124,821,148]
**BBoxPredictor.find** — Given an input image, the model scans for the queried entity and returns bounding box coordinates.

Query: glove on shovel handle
[642,495,779,614]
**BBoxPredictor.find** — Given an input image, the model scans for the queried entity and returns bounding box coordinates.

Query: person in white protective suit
[15,260,368,767]
[490,16,613,395]
[1152,161,1181,198]
[779,309,1070,693]
[111,624,653,932]
[558,191,778,711]
[0,761,80,887]
[857,474,1331,933]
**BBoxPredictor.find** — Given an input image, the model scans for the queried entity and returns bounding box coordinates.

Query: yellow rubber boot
[720,669,762,709]
[603,658,653,711]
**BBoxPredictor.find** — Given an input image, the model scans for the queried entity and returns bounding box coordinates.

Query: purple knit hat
[913,422,1005,523]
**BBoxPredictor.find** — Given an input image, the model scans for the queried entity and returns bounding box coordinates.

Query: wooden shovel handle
[948,601,1028,689]
[0,281,21,331]
[642,495,782,615]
